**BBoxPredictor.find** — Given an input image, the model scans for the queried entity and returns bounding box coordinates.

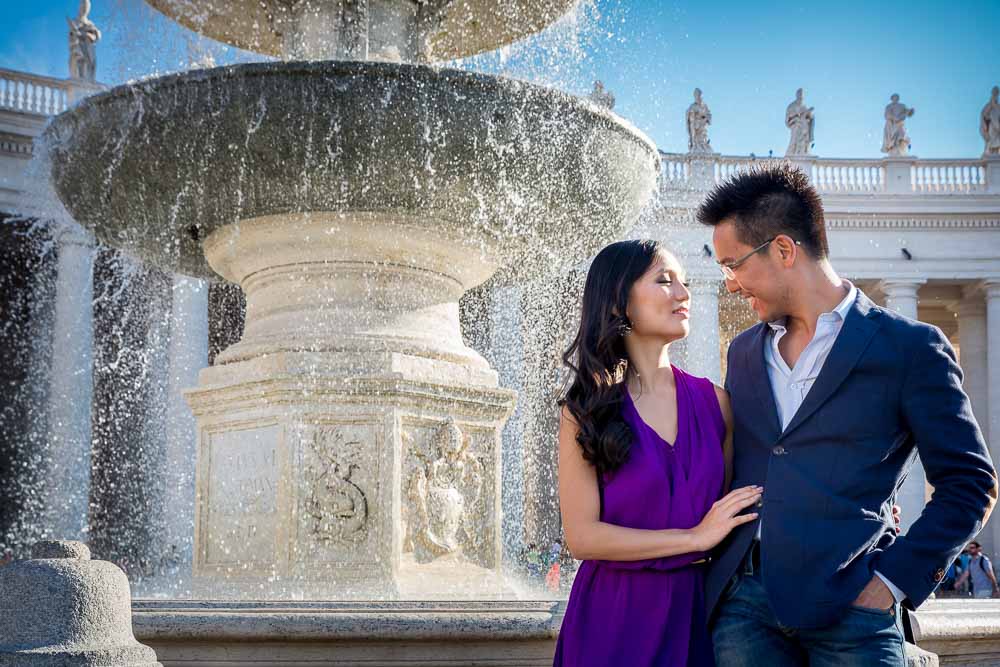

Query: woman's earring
[617,317,633,337]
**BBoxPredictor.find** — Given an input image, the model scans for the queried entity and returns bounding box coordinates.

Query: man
[955,542,999,599]
[698,164,998,666]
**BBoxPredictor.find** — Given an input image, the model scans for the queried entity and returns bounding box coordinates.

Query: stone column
[953,286,999,557]
[89,249,173,577]
[685,278,722,384]
[41,225,95,542]
[881,280,924,320]
[985,280,1000,552]
[880,279,927,533]
[953,289,991,553]
[159,275,209,588]
[460,283,529,565]
[486,286,527,564]
[955,289,989,443]
[0,216,59,558]
[516,270,585,555]
[670,332,690,371]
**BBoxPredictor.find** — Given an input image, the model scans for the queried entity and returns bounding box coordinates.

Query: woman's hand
[691,486,762,552]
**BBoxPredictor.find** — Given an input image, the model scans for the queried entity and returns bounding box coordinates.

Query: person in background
[954,542,999,599]
[957,547,973,595]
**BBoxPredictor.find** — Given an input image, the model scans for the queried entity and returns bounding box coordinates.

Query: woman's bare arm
[558,406,758,562]
[714,384,735,493]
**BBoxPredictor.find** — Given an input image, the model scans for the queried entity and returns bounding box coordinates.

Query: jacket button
[772,445,787,456]
[934,568,945,582]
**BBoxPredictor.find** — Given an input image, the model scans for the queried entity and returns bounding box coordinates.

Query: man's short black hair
[696,163,829,258]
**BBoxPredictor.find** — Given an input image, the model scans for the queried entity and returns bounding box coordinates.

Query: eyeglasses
[717,237,801,281]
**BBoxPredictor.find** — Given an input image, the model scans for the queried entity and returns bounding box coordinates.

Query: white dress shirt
[756,281,906,603]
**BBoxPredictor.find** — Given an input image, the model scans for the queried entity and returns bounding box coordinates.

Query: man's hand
[852,575,895,611]
[893,504,902,534]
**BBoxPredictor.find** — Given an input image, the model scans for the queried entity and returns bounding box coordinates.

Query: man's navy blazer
[704,290,998,630]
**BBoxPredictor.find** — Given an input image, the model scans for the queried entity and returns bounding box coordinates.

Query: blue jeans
[712,565,905,667]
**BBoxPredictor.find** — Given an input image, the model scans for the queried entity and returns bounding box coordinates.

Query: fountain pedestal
[186,213,515,597]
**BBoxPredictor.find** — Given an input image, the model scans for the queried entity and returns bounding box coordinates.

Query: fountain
[42,0,658,599]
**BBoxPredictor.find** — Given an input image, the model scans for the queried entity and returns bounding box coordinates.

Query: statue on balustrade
[68,0,101,82]
[785,88,815,157]
[881,94,915,157]
[686,88,713,154]
[981,86,1000,156]
[589,81,616,110]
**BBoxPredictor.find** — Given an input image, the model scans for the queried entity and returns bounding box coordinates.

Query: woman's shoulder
[674,366,731,427]
[673,365,721,394]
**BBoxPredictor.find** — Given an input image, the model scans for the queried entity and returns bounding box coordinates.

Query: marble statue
[981,86,1000,156]
[686,88,712,154]
[404,419,484,564]
[589,81,615,110]
[67,0,100,82]
[881,94,915,156]
[785,88,815,156]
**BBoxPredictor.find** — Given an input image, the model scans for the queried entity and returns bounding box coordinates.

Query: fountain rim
[144,0,582,63]
[42,59,660,283]
[44,59,658,159]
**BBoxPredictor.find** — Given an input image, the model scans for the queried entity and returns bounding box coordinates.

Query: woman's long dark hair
[559,239,663,474]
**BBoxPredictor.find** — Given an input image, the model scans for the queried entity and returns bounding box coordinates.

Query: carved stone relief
[296,422,379,563]
[401,418,493,566]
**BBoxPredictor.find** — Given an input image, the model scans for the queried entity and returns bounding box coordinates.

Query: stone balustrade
[660,152,998,195]
[912,159,988,193]
[660,154,690,186]
[0,132,34,157]
[0,68,70,116]
[810,159,885,193]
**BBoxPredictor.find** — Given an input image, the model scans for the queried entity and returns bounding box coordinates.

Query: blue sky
[2,0,997,158]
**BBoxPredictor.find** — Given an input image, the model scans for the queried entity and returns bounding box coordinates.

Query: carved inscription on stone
[203,423,281,566]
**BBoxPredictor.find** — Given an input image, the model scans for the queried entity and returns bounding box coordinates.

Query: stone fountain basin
[44,61,658,283]
[145,0,581,62]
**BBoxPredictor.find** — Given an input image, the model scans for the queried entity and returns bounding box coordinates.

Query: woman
[553,239,761,666]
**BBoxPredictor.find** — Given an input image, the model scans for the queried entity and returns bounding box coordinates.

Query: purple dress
[554,366,726,667]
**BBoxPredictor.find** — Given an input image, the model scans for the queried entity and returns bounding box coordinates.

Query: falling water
[4,0,657,600]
